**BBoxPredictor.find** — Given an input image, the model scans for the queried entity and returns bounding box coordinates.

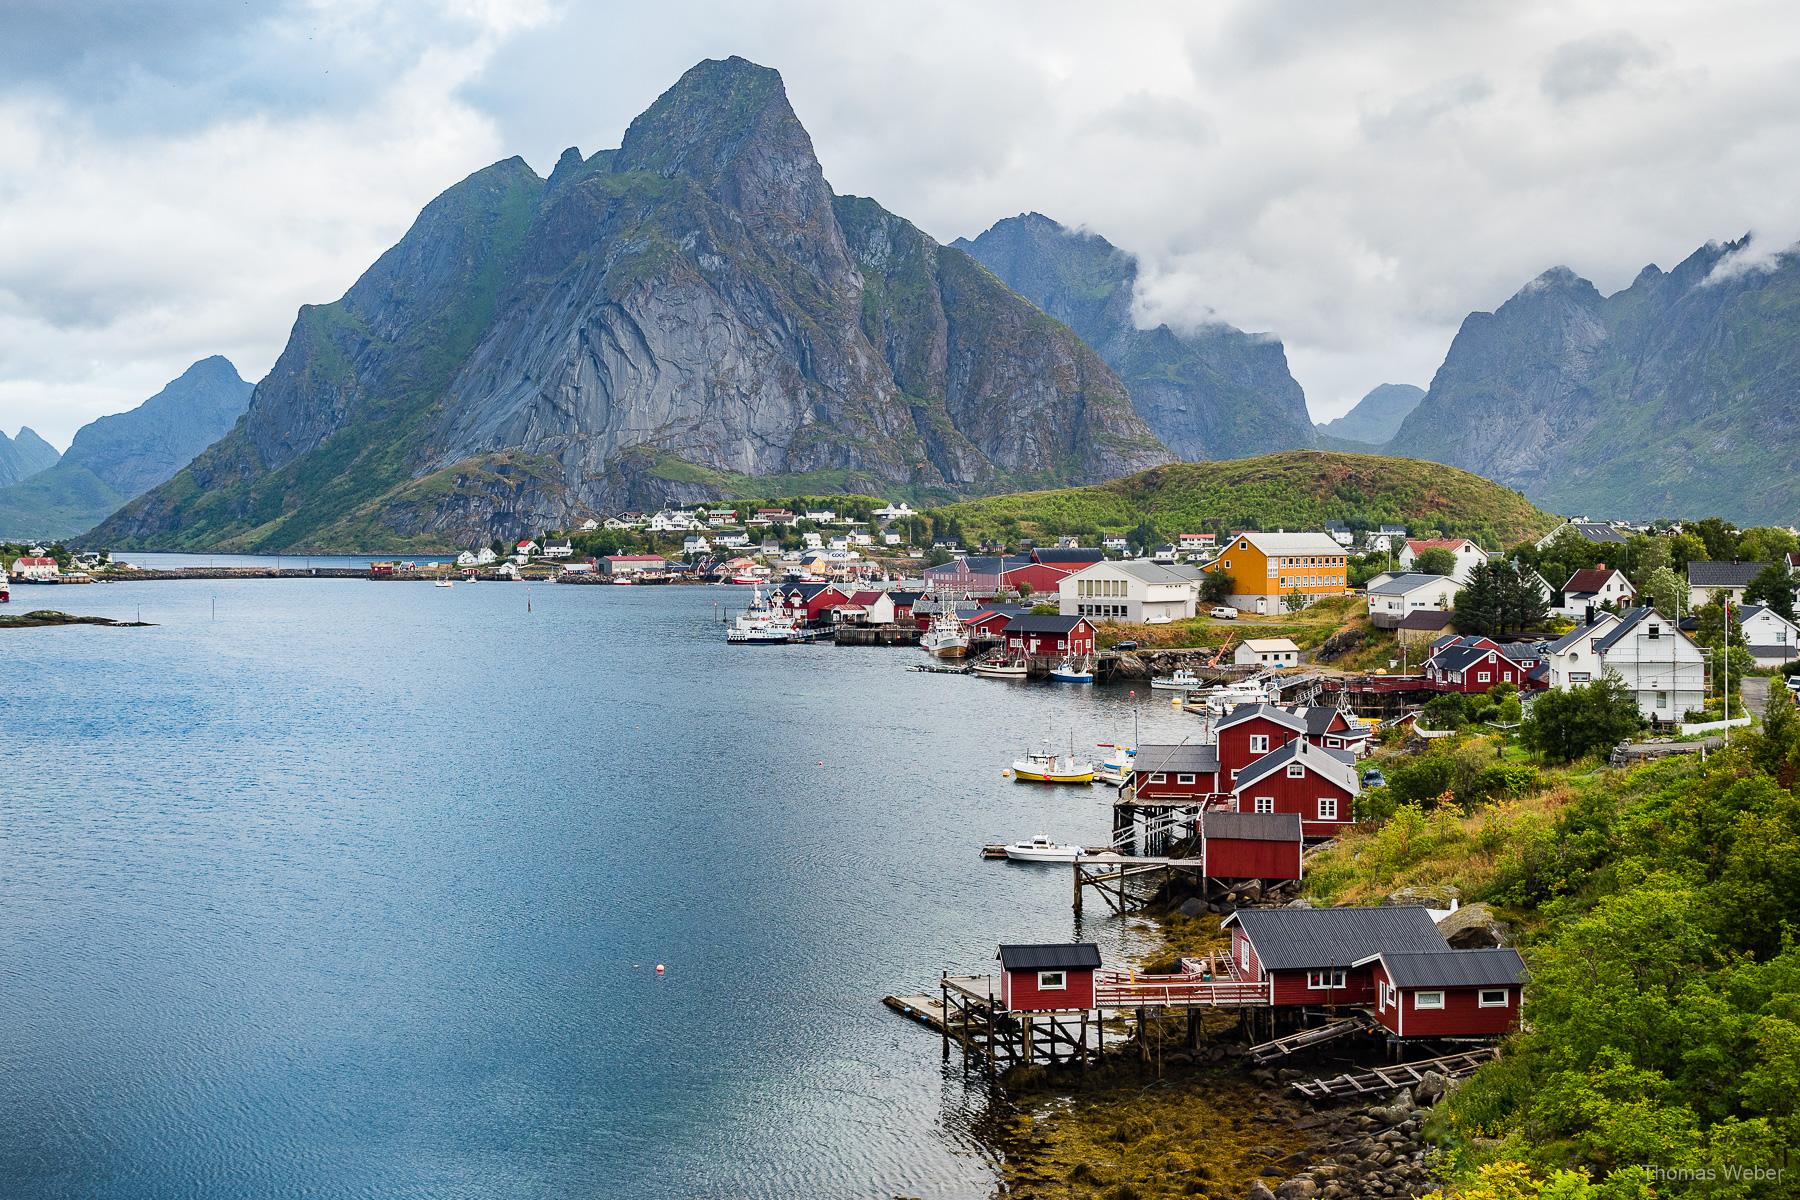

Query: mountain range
[94,58,1179,552]
[0,357,250,540]
[953,213,1317,461]
[1314,383,1423,447]
[1387,237,1800,524]
[0,427,60,489]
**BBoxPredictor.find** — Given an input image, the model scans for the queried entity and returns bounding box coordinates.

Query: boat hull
[1011,765,1095,784]
[1003,847,1083,863]
[972,664,1027,678]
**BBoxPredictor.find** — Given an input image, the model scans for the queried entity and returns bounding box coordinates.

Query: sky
[4,0,1800,448]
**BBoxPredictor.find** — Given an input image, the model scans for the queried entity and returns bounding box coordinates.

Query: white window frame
[1149,773,1167,784]
[1478,989,1509,1008]
[1306,969,1347,990]
[1380,982,1396,1009]
[1318,797,1338,820]
[1286,763,1305,778]
[1413,991,1445,1010]
[1477,671,1490,682]
[1239,939,1251,971]
[1177,773,1196,785]
[1249,734,1270,753]
[1253,796,1274,814]
[1037,970,1067,990]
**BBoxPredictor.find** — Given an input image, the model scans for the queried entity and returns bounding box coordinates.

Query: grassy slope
[934,450,1558,550]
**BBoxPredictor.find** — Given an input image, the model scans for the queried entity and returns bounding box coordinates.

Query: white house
[1059,560,1205,623]
[1559,567,1635,617]
[883,532,902,546]
[475,547,497,566]
[1737,604,1799,668]
[8,555,58,581]
[456,550,480,567]
[1545,609,1705,723]
[1398,538,1489,583]
[514,539,538,563]
[543,539,574,559]
[682,535,712,555]
[1536,520,1630,550]
[1365,572,1466,629]
[1102,534,1129,554]
[1234,637,1300,668]
[873,502,914,521]
[804,509,838,524]
[1686,561,1771,610]
[577,518,600,531]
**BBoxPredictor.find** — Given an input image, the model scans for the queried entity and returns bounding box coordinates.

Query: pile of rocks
[1249,1072,1450,1200]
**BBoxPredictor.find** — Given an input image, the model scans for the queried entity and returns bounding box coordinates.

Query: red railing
[1094,969,1272,1008]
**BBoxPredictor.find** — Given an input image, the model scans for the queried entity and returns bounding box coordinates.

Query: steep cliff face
[1388,239,1800,523]
[0,427,60,488]
[94,58,1169,551]
[0,357,250,539]
[1315,383,1424,446]
[953,213,1317,461]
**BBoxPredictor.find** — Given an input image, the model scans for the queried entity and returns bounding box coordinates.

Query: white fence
[1677,716,1752,736]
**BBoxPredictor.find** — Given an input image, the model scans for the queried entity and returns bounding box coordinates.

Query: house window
[1477,671,1490,682]
[1414,991,1445,1010]
[1149,773,1167,784]
[1478,989,1509,1008]
[1318,797,1338,820]
[1657,691,1668,708]
[1286,764,1305,778]
[1647,624,1660,640]
[1249,735,1270,753]
[1177,773,1196,785]
[1037,970,1067,990]
[1253,796,1274,814]
[1306,969,1347,989]
[1380,982,1396,1009]
[1239,940,1250,971]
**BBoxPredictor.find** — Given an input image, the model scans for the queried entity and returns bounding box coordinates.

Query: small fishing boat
[972,658,1028,679]
[1010,745,1095,784]
[1049,657,1093,683]
[1003,835,1085,863]
[434,578,454,588]
[1094,741,1136,784]
[1150,667,1202,691]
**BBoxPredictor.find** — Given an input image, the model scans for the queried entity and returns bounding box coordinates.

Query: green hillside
[933,450,1557,549]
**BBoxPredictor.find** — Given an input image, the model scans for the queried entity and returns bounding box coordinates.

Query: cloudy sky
[4,0,1799,447]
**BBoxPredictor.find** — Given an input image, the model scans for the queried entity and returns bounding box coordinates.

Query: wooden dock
[1290,1048,1497,1099]
[883,991,952,1034]
[1246,1014,1374,1063]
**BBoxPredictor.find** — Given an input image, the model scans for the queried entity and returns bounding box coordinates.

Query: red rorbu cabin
[996,943,1101,1012]
[1222,906,1448,1009]
[1130,743,1223,804]
[1198,810,1304,882]
[1359,948,1528,1038]
[1228,737,1360,839]
[1003,615,1097,660]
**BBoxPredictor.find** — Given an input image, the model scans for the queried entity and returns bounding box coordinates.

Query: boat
[434,578,454,588]
[1150,667,1203,691]
[726,584,802,644]
[1003,835,1085,863]
[1049,657,1093,683]
[1010,745,1095,784]
[921,606,970,659]
[1191,677,1279,713]
[972,658,1028,679]
[1094,741,1136,784]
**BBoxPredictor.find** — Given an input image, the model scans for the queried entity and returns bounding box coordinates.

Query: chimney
[1596,563,1606,571]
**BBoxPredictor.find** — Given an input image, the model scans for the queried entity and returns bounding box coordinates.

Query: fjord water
[2,580,1192,1199]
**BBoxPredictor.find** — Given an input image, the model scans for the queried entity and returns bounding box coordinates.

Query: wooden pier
[1246,1014,1375,1063]
[937,975,1102,1072]
[1071,853,1208,916]
[1290,1048,1497,1099]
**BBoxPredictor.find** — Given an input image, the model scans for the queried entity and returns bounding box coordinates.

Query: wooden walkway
[1094,969,1271,1009]
[1290,1048,1497,1098]
[1246,1014,1373,1063]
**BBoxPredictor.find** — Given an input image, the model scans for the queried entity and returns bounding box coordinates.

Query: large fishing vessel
[726,584,802,644]
[921,606,970,659]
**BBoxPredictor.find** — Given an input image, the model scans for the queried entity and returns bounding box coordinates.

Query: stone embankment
[1250,1073,1450,1200]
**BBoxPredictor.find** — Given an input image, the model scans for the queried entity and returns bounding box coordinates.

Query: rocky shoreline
[0,609,153,629]
[1255,1074,1446,1200]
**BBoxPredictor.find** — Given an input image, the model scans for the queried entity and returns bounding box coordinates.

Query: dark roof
[1395,609,1455,632]
[969,604,1029,623]
[1032,547,1103,565]
[1006,614,1088,635]
[1570,522,1628,543]
[1428,641,1526,674]
[1133,743,1221,775]
[997,943,1102,972]
[1563,567,1626,594]
[1546,616,1615,653]
[888,590,924,606]
[1226,906,1447,970]
[780,581,841,601]
[1216,703,1307,733]
[1688,560,1772,588]
[1367,572,1453,596]
[1302,706,1359,737]
[1360,947,1528,989]
[1233,737,1360,794]
[927,554,1031,577]
[1200,810,1303,843]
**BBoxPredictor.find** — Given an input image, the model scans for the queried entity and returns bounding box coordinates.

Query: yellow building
[1204,531,1348,614]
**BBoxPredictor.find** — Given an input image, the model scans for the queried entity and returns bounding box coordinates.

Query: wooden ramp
[1247,1014,1373,1063]
[1291,1048,1497,1099]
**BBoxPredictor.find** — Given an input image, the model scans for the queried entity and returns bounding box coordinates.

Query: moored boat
[1049,657,1093,683]
[1003,835,1085,863]
[1010,746,1095,784]
[921,606,970,659]
[1094,741,1136,784]
[1150,667,1202,691]
[971,658,1028,678]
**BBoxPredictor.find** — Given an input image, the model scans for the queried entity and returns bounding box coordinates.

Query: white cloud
[4,0,1800,441]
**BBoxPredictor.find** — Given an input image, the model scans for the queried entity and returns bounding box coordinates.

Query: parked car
[1110,639,1139,651]
[1209,606,1238,620]
[1786,675,1800,693]
[1361,768,1387,788]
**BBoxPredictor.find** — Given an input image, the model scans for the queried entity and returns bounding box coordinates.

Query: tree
[1736,525,1798,564]
[1744,562,1798,623]
[1199,570,1234,606]
[1414,546,1458,577]
[1521,673,1644,762]
[1282,588,1308,613]
[1456,560,1548,639]
[1641,566,1685,618]
[1626,533,1670,585]
[1691,517,1741,562]
[1668,531,1709,571]
[1015,581,1034,601]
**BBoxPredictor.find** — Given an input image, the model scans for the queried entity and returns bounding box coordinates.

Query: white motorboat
[921,606,970,658]
[1193,677,1279,712]
[1049,657,1093,683]
[972,657,1028,678]
[726,584,801,644]
[1003,835,1085,863]
[1094,741,1136,784]
[434,578,454,588]
[1150,668,1202,691]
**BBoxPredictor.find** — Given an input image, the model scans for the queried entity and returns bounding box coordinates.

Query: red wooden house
[1003,615,1097,659]
[1359,948,1528,1038]
[1130,743,1223,804]
[1222,906,1448,1008]
[1229,737,1359,838]
[1215,704,1369,786]
[1421,636,1530,694]
[1198,810,1304,882]
[996,943,1101,1012]
[1002,561,1075,597]
[966,606,1027,641]
[887,590,923,625]
[774,582,852,622]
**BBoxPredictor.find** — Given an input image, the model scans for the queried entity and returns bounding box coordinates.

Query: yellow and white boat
[1010,747,1095,784]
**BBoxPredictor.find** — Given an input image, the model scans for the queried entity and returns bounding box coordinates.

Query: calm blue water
[122,552,456,569]
[1,581,1199,1199]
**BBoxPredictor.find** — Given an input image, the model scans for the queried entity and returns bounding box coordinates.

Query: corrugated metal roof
[1133,743,1221,775]
[1200,810,1303,842]
[1228,906,1446,970]
[997,943,1102,971]
[1233,737,1360,795]
[1368,948,1528,988]
[1688,560,1771,588]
